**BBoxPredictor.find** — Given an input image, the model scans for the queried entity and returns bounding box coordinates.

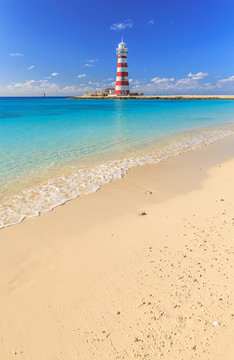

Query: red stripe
[115,90,130,95]
[118,56,126,59]
[116,72,128,77]
[117,63,127,67]
[116,81,129,86]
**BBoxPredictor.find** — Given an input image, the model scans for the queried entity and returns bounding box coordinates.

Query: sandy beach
[0,134,233,360]
[69,95,234,100]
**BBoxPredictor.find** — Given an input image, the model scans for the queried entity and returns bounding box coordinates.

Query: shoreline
[0,134,233,359]
[1,128,232,229]
[68,95,234,100]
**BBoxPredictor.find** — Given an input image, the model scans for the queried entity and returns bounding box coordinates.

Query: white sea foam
[0,130,232,229]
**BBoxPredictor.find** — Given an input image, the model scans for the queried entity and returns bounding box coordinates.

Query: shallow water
[0,97,234,228]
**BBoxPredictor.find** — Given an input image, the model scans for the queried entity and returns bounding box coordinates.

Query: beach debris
[147,190,153,195]
[116,311,121,315]
[139,211,147,216]
[220,198,224,201]
[213,321,220,326]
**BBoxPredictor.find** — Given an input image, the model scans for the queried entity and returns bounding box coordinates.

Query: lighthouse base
[115,90,130,95]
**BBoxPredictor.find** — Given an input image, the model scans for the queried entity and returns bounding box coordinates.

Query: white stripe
[118,58,127,64]
[115,85,130,90]
[116,67,128,73]
[116,76,129,81]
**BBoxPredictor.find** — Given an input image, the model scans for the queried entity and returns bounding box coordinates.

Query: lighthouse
[115,38,130,95]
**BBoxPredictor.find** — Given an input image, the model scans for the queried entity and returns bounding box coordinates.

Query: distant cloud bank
[145,72,211,93]
[1,71,234,96]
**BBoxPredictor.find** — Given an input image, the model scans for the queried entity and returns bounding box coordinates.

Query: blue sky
[1,0,234,95]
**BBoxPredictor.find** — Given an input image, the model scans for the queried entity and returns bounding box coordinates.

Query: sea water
[0,97,234,228]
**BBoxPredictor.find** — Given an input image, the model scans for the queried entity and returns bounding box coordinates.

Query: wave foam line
[0,130,232,229]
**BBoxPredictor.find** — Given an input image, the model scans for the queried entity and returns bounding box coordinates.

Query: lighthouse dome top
[116,38,128,56]
[118,41,126,49]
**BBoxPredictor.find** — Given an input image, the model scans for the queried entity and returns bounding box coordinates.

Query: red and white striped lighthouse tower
[115,38,130,95]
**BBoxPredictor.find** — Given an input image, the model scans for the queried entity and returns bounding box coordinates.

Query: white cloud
[11,80,36,88]
[27,65,35,70]
[110,19,133,31]
[77,74,86,78]
[187,72,208,80]
[51,72,59,76]
[217,75,234,84]
[87,58,98,63]
[104,77,114,81]
[151,77,175,84]
[147,20,155,26]
[88,81,100,86]
[9,52,24,57]
[83,63,94,67]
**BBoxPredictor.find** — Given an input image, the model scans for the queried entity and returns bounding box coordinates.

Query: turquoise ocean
[1,97,234,228]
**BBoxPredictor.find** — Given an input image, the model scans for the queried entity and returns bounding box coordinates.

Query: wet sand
[0,135,233,359]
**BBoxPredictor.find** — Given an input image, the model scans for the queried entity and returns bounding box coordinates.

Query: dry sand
[0,135,233,360]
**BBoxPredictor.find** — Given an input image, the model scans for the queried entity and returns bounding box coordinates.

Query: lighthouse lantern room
[115,38,130,95]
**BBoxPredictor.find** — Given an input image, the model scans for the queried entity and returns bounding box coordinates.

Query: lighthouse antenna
[121,35,123,43]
